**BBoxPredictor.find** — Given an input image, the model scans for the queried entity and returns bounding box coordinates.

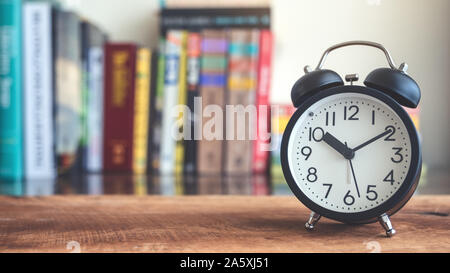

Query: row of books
[0,3,274,183]
[0,1,112,182]
[152,8,273,177]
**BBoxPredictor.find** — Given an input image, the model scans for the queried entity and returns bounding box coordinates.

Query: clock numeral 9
[384,126,396,141]
[344,190,355,205]
[391,147,403,163]
[344,105,359,121]
[301,146,312,161]
[309,127,324,142]
[366,185,378,201]
[307,167,317,182]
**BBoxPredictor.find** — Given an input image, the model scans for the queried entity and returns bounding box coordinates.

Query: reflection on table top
[0,170,448,197]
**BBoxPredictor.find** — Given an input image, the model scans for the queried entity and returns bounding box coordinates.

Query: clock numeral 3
[307,167,317,182]
[366,185,378,201]
[383,170,395,186]
[344,105,359,121]
[391,147,403,163]
[344,190,355,205]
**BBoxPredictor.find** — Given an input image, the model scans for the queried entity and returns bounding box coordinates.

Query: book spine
[86,45,105,172]
[148,39,166,174]
[196,30,228,175]
[160,30,183,175]
[23,2,55,180]
[224,29,259,175]
[132,48,151,174]
[53,11,82,174]
[175,31,188,175]
[0,0,23,180]
[161,8,271,31]
[252,29,272,174]
[184,32,201,174]
[103,43,137,172]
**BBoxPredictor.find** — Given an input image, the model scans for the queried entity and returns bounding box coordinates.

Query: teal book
[0,0,23,181]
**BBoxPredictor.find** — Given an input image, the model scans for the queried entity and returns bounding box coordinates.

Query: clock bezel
[281,85,422,224]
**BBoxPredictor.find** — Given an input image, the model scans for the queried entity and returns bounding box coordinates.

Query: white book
[86,47,104,172]
[23,2,55,180]
[160,30,182,175]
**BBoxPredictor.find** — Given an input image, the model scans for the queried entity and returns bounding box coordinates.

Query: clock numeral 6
[366,185,378,201]
[307,167,317,182]
[391,147,403,163]
[344,190,355,205]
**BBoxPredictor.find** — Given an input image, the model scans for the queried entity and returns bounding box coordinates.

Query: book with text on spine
[252,29,272,174]
[184,32,201,174]
[224,29,260,175]
[23,2,55,182]
[0,0,23,182]
[133,48,152,174]
[103,43,137,172]
[160,30,183,175]
[197,29,228,175]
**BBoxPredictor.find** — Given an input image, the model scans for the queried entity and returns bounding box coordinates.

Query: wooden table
[0,195,448,253]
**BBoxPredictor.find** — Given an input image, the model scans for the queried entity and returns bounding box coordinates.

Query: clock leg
[378,213,396,237]
[305,211,321,231]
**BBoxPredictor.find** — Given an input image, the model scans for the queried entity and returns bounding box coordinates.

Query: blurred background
[0,0,448,196]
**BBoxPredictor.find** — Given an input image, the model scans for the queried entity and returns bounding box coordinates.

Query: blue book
[0,0,23,182]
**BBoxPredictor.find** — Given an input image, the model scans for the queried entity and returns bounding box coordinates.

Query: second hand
[345,142,360,198]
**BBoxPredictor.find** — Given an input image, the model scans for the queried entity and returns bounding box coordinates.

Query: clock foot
[378,213,396,237]
[305,211,321,231]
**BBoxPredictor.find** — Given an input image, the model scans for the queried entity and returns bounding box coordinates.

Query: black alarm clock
[281,41,422,237]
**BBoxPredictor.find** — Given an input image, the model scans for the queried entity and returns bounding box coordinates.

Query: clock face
[285,91,415,215]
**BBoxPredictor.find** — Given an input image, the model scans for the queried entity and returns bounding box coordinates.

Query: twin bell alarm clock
[281,41,421,237]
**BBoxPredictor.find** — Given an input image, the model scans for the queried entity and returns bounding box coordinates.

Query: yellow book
[132,48,152,174]
[175,31,188,175]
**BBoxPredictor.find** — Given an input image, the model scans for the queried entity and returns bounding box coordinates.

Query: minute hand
[353,129,392,152]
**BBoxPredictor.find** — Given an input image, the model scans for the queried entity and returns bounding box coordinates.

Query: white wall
[72,0,450,169]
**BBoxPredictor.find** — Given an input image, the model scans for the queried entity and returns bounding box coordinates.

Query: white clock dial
[287,93,412,213]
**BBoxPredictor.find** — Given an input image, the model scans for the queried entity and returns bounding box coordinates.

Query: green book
[0,0,23,182]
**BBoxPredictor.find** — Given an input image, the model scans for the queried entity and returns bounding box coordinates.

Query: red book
[252,30,273,173]
[103,43,137,172]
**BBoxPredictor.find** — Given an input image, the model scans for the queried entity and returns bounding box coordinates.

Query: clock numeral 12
[344,105,359,121]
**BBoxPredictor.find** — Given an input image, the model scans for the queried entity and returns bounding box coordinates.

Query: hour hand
[322,132,354,159]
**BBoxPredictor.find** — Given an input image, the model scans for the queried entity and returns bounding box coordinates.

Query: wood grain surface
[0,195,448,253]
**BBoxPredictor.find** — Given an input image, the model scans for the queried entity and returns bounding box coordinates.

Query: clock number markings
[301,146,312,160]
[344,105,359,121]
[384,125,396,141]
[383,170,395,186]
[344,190,355,206]
[309,127,325,142]
[307,167,318,182]
[366,185,378,201]
[325,112,336,126]
[322,184,333,198]
[391,147,404,163]
[372,110,376,125]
